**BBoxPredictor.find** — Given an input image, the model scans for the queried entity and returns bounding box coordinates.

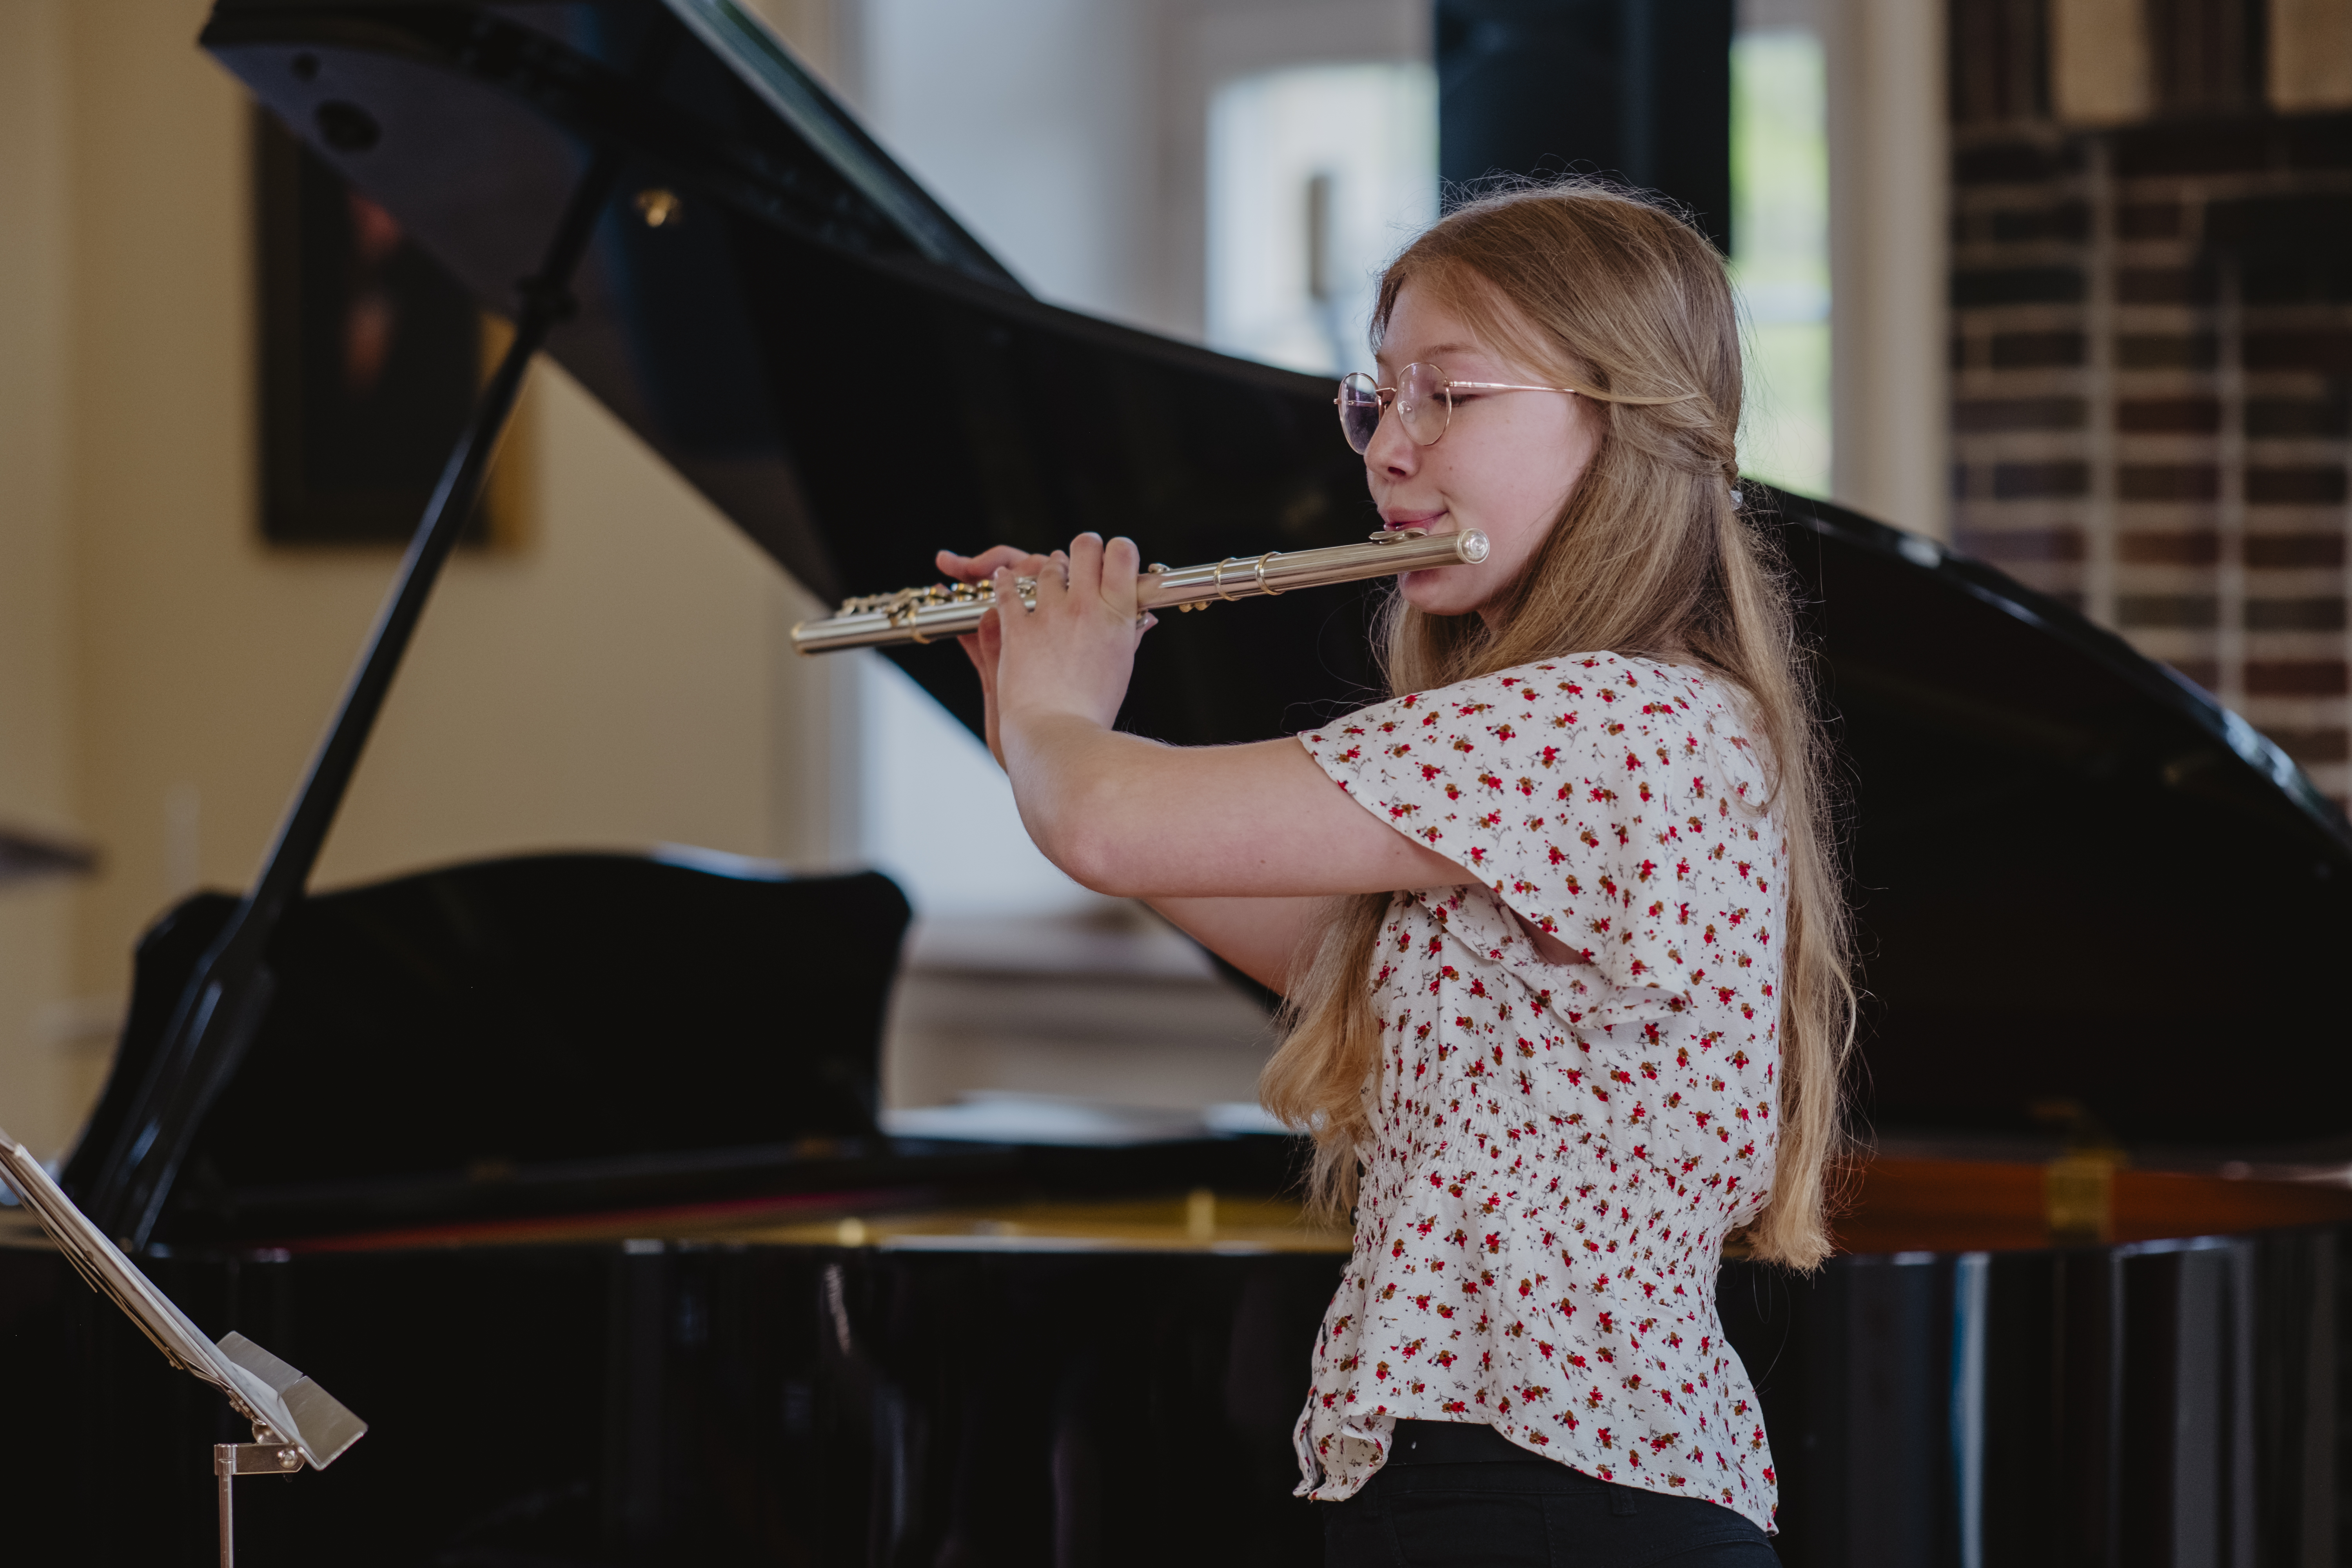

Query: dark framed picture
[254,110,525,547]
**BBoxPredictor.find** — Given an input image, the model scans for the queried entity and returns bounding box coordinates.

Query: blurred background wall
[0,0,838,1158]
[1949,0,2352,799]
[0,0,2343,1164]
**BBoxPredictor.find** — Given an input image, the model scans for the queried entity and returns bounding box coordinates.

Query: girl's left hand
[936,543,1047,769]
[985,532,1156,735]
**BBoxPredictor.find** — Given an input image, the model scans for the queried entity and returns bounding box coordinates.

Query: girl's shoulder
[1306,654,1755,776]
[1403,653,1737,721]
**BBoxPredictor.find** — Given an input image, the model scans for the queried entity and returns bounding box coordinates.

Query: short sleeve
[1298,656,1756,1029]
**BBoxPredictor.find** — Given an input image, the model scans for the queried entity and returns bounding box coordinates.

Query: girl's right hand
[936,544,1050,770]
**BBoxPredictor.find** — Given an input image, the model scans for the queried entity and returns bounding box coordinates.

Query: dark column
[1435,0,1734,252]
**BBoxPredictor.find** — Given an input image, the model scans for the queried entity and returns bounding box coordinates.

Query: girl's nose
[1365,398,1419,478]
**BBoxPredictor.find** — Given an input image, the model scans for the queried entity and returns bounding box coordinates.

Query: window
[1206,62,1437,376]
[1731,29,1831,497]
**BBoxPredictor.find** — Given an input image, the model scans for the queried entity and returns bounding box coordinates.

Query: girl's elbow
[1020,762,1153,894]
[1048,821,1141,896]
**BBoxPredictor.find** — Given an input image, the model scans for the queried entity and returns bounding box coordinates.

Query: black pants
[1322,1420,1780,1568]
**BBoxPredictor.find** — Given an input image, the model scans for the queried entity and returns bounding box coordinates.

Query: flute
[790,527,1490,654]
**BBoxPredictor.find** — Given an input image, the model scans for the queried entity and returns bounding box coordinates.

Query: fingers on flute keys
[953,534,1138,621]
[1061,534,1100,604]
[1063,533,1141,617]
[936,544,1046,585]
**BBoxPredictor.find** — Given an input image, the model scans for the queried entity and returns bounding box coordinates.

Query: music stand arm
[0,1129,365,1565]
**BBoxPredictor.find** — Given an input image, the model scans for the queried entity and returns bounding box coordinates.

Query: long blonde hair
[1259,183,1855,1271]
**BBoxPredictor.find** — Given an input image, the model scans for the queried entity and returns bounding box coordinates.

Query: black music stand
[0,1128,365,1567]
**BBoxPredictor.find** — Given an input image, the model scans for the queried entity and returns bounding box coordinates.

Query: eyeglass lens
[1335,364,1452,454]
[1337,374,1382,453]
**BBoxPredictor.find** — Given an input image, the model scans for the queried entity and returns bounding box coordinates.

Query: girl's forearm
[997,710,1327,990]
[999,711,1164,893]
[1000,712,1465,901]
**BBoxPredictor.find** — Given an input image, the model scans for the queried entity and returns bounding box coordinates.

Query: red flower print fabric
[1291,655,1786,1533]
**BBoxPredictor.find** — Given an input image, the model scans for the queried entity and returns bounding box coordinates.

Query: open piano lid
[173,1,2350,1186]
[202,0,1383,751]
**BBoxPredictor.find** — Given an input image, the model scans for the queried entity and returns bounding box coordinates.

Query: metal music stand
[0,1128,365,1567]
[0,825,96,885]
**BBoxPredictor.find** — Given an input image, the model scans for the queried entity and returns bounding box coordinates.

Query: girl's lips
[1379,511,1449,530]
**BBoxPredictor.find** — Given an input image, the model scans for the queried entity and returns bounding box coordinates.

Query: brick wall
[1947,1,2352,799]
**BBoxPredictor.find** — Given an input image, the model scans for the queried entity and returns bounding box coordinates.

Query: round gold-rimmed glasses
[1336,361,1584,454]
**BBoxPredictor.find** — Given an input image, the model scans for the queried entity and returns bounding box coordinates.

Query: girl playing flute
[940,183,1851,1568]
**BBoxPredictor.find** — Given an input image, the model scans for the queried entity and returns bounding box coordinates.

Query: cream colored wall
[2051,0,2152,123]
[2271,0,2352,114]
[0,0,839,1160]
[746,0,859,97]
[316,374,802,888]
[2054,0,2352,121]
[0,0,87,1156]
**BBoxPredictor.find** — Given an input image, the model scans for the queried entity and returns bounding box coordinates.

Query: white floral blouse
[1291,654,1786,1533]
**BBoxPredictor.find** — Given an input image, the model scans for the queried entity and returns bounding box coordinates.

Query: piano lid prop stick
[790,527,1490,653]
[75,140,637,1253]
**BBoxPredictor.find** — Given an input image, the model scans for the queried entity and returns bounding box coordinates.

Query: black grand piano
[5,4,2352,1563]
